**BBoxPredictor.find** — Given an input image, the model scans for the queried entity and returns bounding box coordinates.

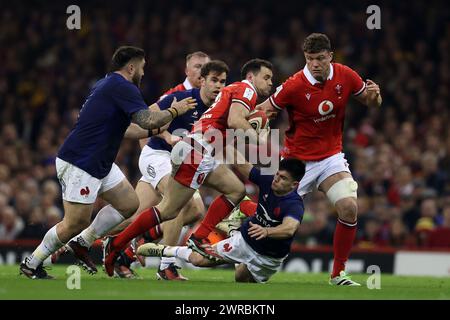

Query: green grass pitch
[1,265,449,300]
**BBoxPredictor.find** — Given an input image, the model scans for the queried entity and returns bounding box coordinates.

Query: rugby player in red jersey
[102,59,274,276]
[258,33,382,285]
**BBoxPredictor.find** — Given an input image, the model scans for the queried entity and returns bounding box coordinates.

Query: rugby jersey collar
[303,63,334,85]
[183,77,193,90]
[242,79,258,93]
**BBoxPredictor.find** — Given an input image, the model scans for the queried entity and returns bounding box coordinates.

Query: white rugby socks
[160,256,177,270]
[27,226,64,269]
[77,205,125,247]
[163,246,193,262]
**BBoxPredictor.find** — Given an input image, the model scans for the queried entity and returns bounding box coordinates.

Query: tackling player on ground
[137,156,305,283]
[259,33,382,285]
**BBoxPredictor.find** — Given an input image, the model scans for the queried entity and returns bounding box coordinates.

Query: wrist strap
[148,128,161,137]
[167,108,177,119]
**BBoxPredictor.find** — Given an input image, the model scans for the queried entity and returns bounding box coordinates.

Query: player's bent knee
[326,178,358,206]
[235,272,252,283]
[228,185,246,205]
[182,200,203,225]
[336,198,358,221]
[190,253,208,267]
[120,195,140,218]
[161,208,178,221]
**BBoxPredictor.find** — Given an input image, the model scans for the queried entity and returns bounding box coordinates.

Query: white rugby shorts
[297,152,352,197]
[170,134,219,190]
[55,157,125,204]
[215,231,284,283]
[138,145,172,189]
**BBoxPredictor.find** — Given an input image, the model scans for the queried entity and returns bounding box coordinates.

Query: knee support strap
[326,178,358,205]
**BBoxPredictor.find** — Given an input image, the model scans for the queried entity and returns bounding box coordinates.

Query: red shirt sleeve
[231,83,257,111]
[159,83,186,100]
[269,75,297,110]
[345,66,366,96]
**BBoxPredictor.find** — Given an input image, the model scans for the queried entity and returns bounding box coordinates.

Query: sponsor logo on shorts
[147,164,156,179]
[80,186,90,197]
[197,173,206,185]
[223,243,233,252]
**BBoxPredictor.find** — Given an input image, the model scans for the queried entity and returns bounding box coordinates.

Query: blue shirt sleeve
[157,94,175,110]
[280,198,304,222]
[249,167,274,193]
[112,82,148,115]
[249,167,261,185]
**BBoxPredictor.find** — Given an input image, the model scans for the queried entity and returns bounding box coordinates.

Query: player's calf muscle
[181,198,203,225]
[57,219,88,241]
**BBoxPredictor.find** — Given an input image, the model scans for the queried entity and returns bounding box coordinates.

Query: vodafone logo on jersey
[318,100,334,115]
[314,100,336,123]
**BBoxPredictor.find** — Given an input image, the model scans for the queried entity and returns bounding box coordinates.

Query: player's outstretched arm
[131,97,196,129]
[354,79,382,108]
[248,217,299,240]
[124,123,154,139]
[228,145,253,179]
[125,104,169,139]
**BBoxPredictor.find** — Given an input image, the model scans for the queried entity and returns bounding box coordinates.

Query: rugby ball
[247,110,269,133]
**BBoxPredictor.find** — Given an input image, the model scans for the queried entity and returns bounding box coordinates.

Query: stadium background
[0,1,449,275]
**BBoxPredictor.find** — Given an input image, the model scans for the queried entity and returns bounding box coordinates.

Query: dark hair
[110,46,145,72]
[240,59,273,79]
[200,60,229,78]
[303,33,332,53]
[279,158,305,182]
[186,51,209,62]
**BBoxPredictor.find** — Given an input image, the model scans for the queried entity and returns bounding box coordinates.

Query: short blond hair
[186,51,209,63]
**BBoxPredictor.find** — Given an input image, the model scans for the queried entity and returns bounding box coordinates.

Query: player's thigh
[157,177,196,220]
[235,263,256,283]
[318,171,353,193]
[99,178,139,216]
[204,164,245,199]
[135,180,162,214]
[155,174,170,195]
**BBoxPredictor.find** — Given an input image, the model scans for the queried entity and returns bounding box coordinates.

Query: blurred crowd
[0,1,449,249]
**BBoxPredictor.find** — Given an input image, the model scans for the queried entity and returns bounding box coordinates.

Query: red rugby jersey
[269,63,365,161]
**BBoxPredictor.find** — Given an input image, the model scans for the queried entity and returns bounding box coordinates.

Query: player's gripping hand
[169,97,197,117]
[164,133,182,146]
[248,222,269,240]
[257,103,278,120]
[365,79,381,100]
